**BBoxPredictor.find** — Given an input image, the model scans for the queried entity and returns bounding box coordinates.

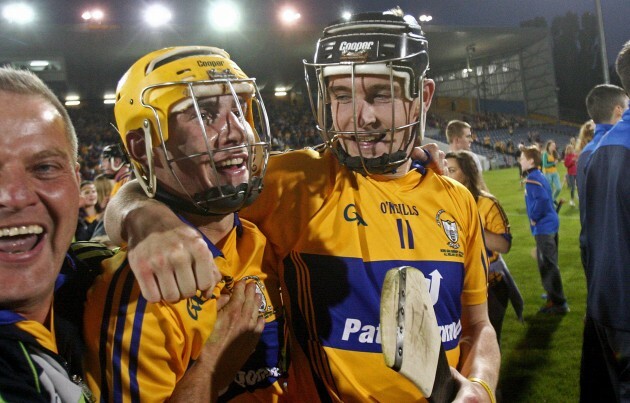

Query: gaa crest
[241,275,275,318]
[435,209,460,249]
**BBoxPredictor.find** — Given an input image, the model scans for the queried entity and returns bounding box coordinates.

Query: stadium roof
[0,23,549,102]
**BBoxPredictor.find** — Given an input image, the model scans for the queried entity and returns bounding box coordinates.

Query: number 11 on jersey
[396,218,415,249]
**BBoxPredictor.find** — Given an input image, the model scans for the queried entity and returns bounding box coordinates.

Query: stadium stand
[69,100,580,179]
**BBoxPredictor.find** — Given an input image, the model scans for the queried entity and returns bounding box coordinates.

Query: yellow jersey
[242,149,488,401]
[476,195,511,264]
[83,216,284,402]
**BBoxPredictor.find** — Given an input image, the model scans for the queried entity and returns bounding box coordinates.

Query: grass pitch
[485,165,584,402]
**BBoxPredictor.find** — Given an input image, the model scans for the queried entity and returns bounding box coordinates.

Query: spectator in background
[445,150,523,344]
[579,84,628,266]
[446,119,483,172]
[563,144,577,207]
[88,174,114,246]
[581,48,630,401]
[75,180,102,241]
[99,143,132,196]
[576,120,595,153]
[519,145,569,314]
[93,173,113,212]
[541,140,562,203]
[516,141,526,182]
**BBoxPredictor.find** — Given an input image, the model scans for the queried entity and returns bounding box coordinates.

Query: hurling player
[82,46,284,402]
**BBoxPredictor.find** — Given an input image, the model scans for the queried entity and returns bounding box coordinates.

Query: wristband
[468,377,496,403]
[419,148,432,166]
[410,149,431,175]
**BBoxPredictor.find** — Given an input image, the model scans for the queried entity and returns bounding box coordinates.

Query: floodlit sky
[0,0,620,101]
[36,0,628,65]
[316,0,627,65]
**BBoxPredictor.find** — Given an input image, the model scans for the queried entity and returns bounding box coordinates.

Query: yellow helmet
[115,46,256,146]
[114,46,270,214]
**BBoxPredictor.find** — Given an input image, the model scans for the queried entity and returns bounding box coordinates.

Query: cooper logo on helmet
[339,41,374,53]
[197,60,224,67]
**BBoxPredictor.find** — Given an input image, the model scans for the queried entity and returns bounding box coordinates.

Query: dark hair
[616,40,630,92]
[445,150,490,200]
[101,143,128,161]
[79,180,102,213]
[80,180,94,189]
[585,84,628,123]
[544,140,558,160]
[521,145,542,167]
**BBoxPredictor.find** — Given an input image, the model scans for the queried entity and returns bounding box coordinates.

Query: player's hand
[412,143,446,175]
[450,367,495,403]
[200,280,265,393]
[125,209,221,303]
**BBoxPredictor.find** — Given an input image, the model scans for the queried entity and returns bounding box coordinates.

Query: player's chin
[220,169,250,188]
[346,142,397,159]
[211,157,248,179]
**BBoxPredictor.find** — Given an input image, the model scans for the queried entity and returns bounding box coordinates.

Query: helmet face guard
[100,143,128,174]
[115,46,271,215]
[304,11,429,175]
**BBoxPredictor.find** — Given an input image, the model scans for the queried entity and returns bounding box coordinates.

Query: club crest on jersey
[436,209,460,249]
[241,275,275,319]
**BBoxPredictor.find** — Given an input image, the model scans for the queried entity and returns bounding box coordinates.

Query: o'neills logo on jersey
[436,209,460,249]
[380,201,419,216]
[339,41,374,53]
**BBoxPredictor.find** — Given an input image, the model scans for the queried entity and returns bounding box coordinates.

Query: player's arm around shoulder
[247,147,334,211]
[103,180,222,303]
[241,148,334,257]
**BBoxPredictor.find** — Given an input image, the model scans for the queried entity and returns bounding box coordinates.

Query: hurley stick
[380,266,457,402]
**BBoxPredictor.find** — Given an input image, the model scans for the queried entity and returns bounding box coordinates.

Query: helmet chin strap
[111,158,125,173]
[332,122,419,175]
[154,186,219,216]
[154,178,263,216]
[332,142,409,175]
[191,178,263,215]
